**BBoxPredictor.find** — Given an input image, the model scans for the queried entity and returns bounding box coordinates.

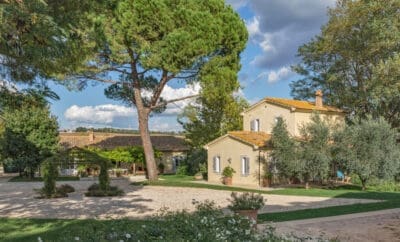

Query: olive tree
[270,117,298,181]
[333,117,400,190]
[297,115,331,189]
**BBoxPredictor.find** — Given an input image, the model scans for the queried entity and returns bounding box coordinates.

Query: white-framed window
[250,119,260,132]
[213,156,221,173]
[241,156,250,176]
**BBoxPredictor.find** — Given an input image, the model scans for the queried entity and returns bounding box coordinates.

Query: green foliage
[222,166,236,178]
[179,96,249,149]
[98,159,110,191]
[40,160,58,198]
[270,117,297,179]
[184,148,207,175]
[0,103,59,178]
[176,165,188,176]
[0,0,97,85]
[98,146,162,165]
[228,192,266,211]
[0,202,290,242]
[157,162,165,174]
[333,117,400,190]
[297,114,331,186]
[291,0,400,128]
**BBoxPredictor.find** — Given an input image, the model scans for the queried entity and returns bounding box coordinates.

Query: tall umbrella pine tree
[65,1,248,181]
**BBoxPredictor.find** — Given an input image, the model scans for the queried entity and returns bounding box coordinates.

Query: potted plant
[115,168,123,177]
[228,192,266,225]
[262,172,272,187]
[194,172,203,180]
[222,166,235,185]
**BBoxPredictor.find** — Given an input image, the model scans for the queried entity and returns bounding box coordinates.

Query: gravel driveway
[0,178,379,219]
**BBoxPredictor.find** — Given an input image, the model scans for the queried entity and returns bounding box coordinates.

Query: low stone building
[59,132,189,174]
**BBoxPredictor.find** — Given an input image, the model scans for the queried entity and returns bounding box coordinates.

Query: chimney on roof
[88,130,94,142]
[315,90,323,107]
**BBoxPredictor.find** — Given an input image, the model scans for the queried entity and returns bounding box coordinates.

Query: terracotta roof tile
[59,132,189,152]
[228,131,271,148]
[264,97,344,113]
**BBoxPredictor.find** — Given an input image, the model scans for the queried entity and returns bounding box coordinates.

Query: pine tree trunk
[137,109,158,181]
[128,48,158,182]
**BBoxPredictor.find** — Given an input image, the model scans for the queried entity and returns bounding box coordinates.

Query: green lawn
[135,175,400,222]
[0,218,148,242]
[8,176,80,182]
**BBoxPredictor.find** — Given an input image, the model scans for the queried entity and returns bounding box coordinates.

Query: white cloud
[226,0,249,10]
[159,83,200,115]
[267,66,293,83]
[64,104,135,124]
[246,16,261,39]
[64,83,201,128]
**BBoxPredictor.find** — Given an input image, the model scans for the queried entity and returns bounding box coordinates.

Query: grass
[0,218,148,242]
[258,199,399,222]
[8,176,80,182]
[134,175,400,222]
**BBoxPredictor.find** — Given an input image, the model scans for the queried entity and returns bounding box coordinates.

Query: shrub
[58,184,75,193]
[157,163,165,174]
[368,180,400,192]
[98,160,110,191]
[40,160,58,198]
[199,163,208,180]
[85,183,124,197]
[228,192,266,211]
[222,166,235,178]
[176,165,188,176]
[77,165,88,177]
[185,148,207,175]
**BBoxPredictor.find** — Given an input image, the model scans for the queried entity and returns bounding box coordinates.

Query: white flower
[119,240,124,242]
[125,233,131,239]
[75,237,80,241]
[226,230,231,235]
[245,230,251,235]
[38,237,43,242]
[141,225,146,228]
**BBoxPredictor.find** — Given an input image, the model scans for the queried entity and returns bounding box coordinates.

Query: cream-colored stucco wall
[243,102,345,136]
[293,112,345,136]
[243,102,295,135]
[207,136,267,186]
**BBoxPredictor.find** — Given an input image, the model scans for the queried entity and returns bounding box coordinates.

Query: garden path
[269,208,400,242]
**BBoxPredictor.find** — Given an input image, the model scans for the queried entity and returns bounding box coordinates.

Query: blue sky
[51,0,336,131]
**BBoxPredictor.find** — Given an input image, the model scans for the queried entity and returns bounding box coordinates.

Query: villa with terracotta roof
[204,91,345,187]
